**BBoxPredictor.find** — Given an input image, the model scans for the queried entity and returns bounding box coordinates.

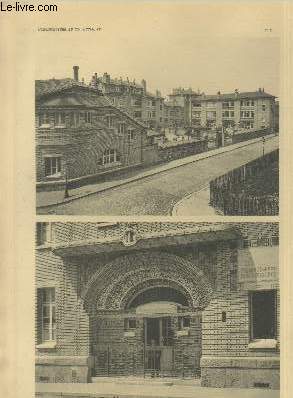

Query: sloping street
[37,136,278,215]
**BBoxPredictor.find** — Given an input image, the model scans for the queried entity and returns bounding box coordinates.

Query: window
[222,101,234,109]
[118,123,126,134]
[134,111,142,118]
[54,112,66,127]
[250,290,277,340]
[124,318,136,330]
[193,111,201,118]
[106,115,113,128]
[102,149,119,165]
[127,130,135,141]
[44,156,61,177]
[39,288,56,342]
[241,111,254,119]
[152,111,156,117]
[241,100,254,107]
[207,111,216,119]
[134,99,142,106]
[36,222,51,246]
[85,111,92,123]
[178,316,190,330]
[75,112,80,126]
[39,113,51,127]
[152,100,156,106]
[262,105,266,111]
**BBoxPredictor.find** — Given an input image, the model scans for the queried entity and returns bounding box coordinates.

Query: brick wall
[36,222,279,387]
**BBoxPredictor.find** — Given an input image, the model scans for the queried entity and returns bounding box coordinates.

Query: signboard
[237,246,279,290]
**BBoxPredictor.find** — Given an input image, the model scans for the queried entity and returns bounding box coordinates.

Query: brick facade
[35,222,279,389]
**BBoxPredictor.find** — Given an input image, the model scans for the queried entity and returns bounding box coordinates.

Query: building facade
[191,89,276,132]
[90,72,165,129]
[36,67,154,189]
[35,222,279,389]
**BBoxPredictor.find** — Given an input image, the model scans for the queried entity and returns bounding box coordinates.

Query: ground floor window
[39,287,56,342]
[250,290,277,340]
[102,149,120,165]
[44,156,62,177]
[36,222,51,246]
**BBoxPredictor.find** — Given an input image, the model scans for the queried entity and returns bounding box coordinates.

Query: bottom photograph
[35,221,279,397]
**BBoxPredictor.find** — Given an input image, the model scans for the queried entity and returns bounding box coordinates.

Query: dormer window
[106,115,113,128]
[118,123,126,135]
[85,111,92,123]
[127,129,135,141]
[39,113,51,128]
[54,112,66,127]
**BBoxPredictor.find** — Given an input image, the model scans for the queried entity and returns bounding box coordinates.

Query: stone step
[91,376,201,387]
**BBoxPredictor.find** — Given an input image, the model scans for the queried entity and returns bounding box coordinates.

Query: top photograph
[35,5,280,216]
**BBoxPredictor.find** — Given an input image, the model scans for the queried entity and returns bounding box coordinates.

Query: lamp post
[64,160,69,199]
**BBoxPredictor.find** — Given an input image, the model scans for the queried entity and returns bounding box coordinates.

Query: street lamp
[64,160,70,199]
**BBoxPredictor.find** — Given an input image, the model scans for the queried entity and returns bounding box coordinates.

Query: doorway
[144,317,174,376]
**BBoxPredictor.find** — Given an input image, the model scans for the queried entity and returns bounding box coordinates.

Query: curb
[37,135,277,211]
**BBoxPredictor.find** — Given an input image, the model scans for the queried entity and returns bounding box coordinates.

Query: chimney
[73,65,79,81]
[141,79,146,93]
[259,87,262,92]
[235,89,239,97]
[217,91,221,97]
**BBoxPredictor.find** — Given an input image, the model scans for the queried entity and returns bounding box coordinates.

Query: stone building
[190,89,277,132]
[168,88,201,127]
[35,222,279,389]
[90,72,165,129]
[36,67,153,190]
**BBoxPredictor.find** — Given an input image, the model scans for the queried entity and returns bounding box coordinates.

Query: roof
[39,90,112,108]
[36,79,147,129]
[195,90,275,102]
[35,78,92,98]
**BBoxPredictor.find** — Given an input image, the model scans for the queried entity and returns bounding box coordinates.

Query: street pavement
[36,380,279,398]
[37,136,278,215]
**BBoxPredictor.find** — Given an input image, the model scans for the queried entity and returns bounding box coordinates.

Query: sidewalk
[37,135,277,209]
[172,186,218,216]
[36,380,279,398]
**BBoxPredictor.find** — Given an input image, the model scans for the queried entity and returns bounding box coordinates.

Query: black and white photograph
[35,221,279,397]
[35,2,280,216]
[2,2,291,398]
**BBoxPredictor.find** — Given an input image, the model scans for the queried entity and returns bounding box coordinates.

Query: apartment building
[35,222,279,389]
[191,89,276,132]
[90,72,165,129]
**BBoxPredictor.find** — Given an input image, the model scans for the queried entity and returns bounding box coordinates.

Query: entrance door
[144,317,174,376]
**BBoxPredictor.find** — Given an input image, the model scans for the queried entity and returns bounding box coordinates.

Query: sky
[32,1,282,97]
